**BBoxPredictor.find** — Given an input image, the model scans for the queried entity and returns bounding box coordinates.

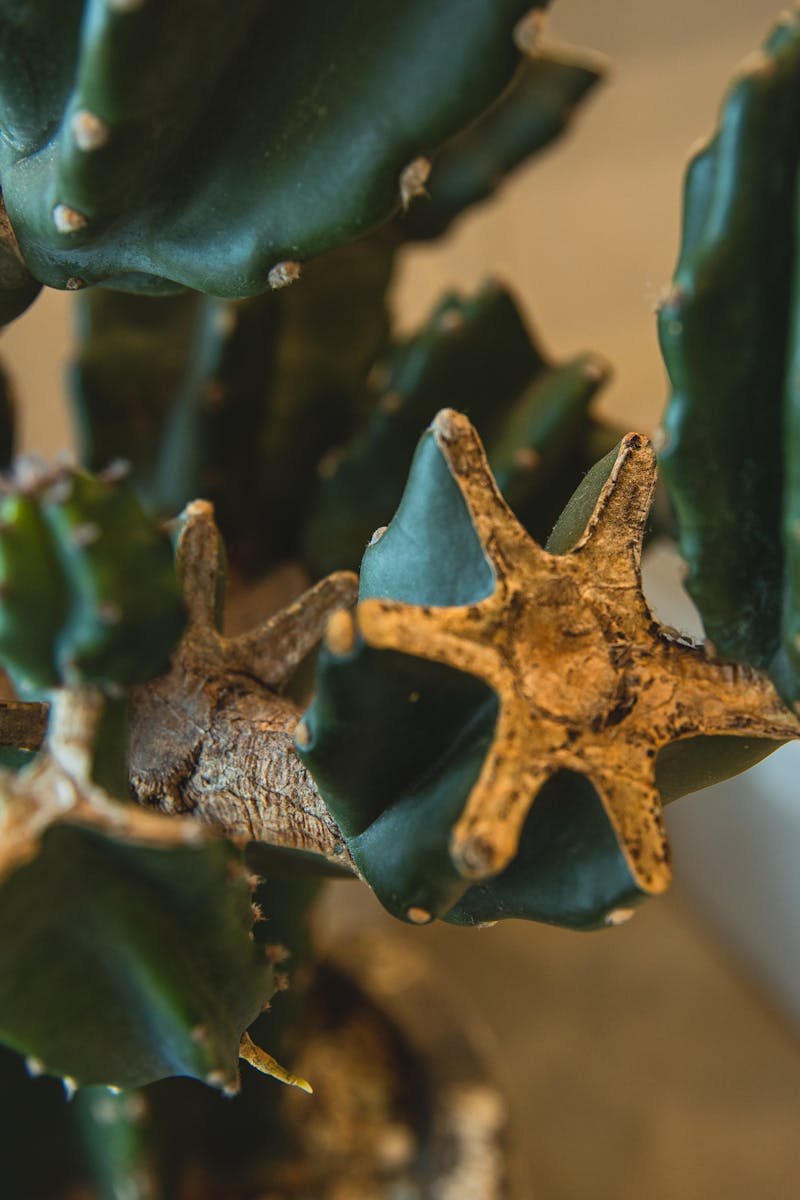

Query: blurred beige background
[4,3,800,1198]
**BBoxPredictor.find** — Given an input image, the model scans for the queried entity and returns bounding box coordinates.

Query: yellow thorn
[239,1032,313,1094]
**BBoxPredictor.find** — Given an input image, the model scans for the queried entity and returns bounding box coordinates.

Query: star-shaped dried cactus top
[348,409,800,898]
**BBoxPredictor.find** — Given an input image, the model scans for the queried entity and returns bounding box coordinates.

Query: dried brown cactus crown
[354,409,800,896]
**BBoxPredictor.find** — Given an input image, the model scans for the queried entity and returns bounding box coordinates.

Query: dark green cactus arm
[1,0,542,295]
[0,822,272,1090]
[0,491,68,696]
[70,237,394,573]
[304,281,611,575]
[657,12,800,694]
[0,461,184,696]
[400,49,604,241]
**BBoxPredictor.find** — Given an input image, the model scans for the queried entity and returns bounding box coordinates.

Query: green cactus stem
[0,460,184,697]
[1,0,543,295]
[304,281,611,575]
[657,10,800,700]
[299,411,800,928]
[0,682,275,1090]
[399,47,604,241]
[70,236,394,573]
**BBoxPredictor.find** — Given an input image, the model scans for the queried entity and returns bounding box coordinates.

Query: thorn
[99,458,132,484]
[379,391,404,415]
[268,260,302,290]
[53,204,88,235]
[651,426,669,454]
[206,1068,238,1093]
[70,522,100,548]
[325,609,356,657]
[368,526,387,548]
[66,276,86,291]
[605,907,636,926]
[582,355,611,385]
[436,307,464,335]
[406,906,432,925]
[399,157,431,210]
[25,1056,46,1077]
[264,943,290,965]
[273,971,290,992]
[62,1076,78,1100]
[191,1024,210,1045]
[513,8,547,55]
[239,1032,313,1094]
[513,446,541,473]
[317,447,345,480]
[251,901,265,923]
[294,719,311,749]
[106,1084,123,1094]
[70,109,110,152]
[97,601,122,626]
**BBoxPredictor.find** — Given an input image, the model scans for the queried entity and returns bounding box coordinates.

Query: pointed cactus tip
[268,260,302,290]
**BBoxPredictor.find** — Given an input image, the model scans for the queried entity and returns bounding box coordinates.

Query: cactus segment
[0,199,41,327]
[400,50,603,241]
[0,672,274,1091]
[0,491,68,695]
[42,469,186,688]
[0,821,272,1090]
[657,11,800,695]
[1,1,542,295]
[71,237,394,572]
[305,281,611,574]
[0,464,185,696]
[302,410,800,927]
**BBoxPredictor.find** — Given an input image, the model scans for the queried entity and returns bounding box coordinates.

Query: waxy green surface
[0,824,271,1089]
[658,11,800,703]
[1,0,539,295]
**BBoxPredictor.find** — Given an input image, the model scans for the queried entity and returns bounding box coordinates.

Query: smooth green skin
[1,0,539,295]
[305,281,611,575]
[0,823,272,1089]
[71,237,394,573]
[658,12,800,692]
[401,52,603,241]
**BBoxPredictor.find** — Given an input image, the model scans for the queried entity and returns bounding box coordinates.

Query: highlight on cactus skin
[299,410,800,928]
[0,0,549,297]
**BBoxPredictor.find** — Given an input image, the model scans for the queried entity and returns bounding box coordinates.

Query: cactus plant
[1,3,800,1195]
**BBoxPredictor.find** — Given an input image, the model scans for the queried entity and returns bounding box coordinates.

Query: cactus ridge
[0,461,184,696]
[1,0,542,295]
[658,9,800,701]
